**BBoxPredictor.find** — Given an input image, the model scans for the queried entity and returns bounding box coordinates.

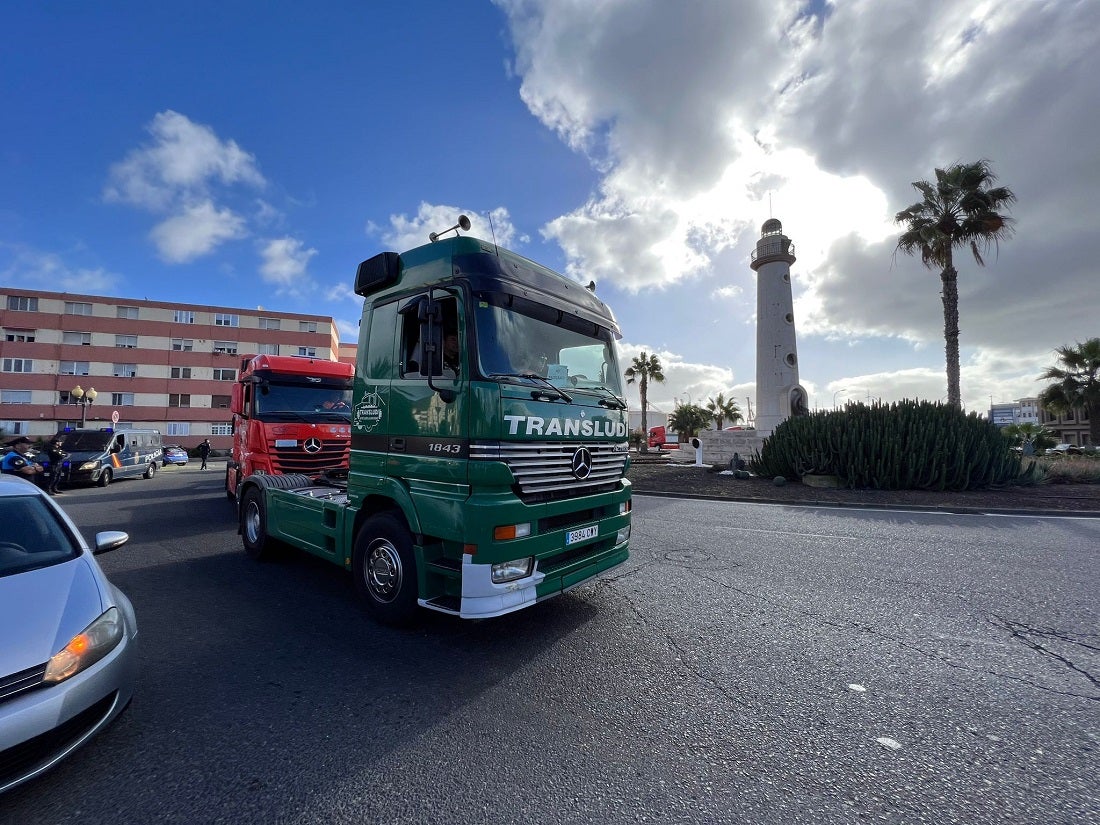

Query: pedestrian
[2,437,46,484]
[45,437,68,495]
[198,438,211,470]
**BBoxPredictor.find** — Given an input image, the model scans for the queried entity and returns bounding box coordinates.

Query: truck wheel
[98,469,112,487]
[240,487,276,560]
[353,513,418,624]
[144,462,157,479]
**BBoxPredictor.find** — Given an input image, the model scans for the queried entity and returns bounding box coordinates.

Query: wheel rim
[244,500,262,544]
[364,539,403,603]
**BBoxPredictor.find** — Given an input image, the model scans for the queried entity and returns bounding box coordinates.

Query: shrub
[1036,455,1100,485]
[749,400,1041,491]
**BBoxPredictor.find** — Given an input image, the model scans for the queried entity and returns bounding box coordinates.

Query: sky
[3,1,1098,421]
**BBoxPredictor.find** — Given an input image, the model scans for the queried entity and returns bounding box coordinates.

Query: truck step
[423,594,461,613]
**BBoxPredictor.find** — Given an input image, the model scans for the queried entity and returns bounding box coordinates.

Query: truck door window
[399,296,458,378]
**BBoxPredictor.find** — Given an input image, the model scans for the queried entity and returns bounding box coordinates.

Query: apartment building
[1,288,343,448]
[989,395,1091,446]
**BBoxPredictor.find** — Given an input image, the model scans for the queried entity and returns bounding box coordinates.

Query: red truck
[225,354,354,500]
[647,425,679,450]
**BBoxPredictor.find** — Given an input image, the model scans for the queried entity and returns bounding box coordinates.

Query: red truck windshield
[252,382,353,422]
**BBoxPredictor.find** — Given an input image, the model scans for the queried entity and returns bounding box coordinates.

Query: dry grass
[1035,455,1100,485]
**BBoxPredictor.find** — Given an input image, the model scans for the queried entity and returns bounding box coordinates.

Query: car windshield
[473,299,624,398]
[0,494,81,577]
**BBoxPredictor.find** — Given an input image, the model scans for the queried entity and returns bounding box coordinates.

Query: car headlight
[43,607,124,684]
[79,460,100,471]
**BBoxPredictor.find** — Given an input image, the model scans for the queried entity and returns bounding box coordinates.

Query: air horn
[429,214,472,243]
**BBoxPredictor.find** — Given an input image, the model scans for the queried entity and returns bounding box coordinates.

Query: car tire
[144,462,157,479]
[352,513,418,625]
[98,469,112,487]
[240,487,277,560]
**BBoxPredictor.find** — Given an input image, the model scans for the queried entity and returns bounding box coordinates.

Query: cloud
[373,202,518,253]
[618,342,747,413]
[150,201,247,263]
[0,243,120,294]
[496,0,1100,415]
[105,111,265,260]
[258,237,317,294]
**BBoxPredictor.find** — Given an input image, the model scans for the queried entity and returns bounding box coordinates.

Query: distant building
[1,287,342,448]
[988,395,1090,446]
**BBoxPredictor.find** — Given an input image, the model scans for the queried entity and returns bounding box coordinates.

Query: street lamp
[71,384,97,426]
[832,388,847,408]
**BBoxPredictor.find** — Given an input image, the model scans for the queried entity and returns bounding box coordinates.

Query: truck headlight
[44,607,124,684]
[491,557,533,583]
[616,525,631,544]
[79,460,99,471]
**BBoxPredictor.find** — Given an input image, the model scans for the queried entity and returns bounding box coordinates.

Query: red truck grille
[269,438,350,474]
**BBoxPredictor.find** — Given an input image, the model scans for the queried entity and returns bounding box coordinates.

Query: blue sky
[4,2,1098,418]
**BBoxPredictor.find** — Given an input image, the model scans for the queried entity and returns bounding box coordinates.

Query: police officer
[45,437,68,495]
[1,437,46,484]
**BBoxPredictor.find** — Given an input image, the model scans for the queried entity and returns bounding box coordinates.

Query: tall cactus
[749,400,1040,491]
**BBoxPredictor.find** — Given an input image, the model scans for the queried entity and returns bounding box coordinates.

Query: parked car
[0,474,137,794]
[1047,443,1083,455]
[161,445,188,466]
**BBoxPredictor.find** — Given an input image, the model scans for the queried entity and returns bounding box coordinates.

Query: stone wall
[666,430,765,467]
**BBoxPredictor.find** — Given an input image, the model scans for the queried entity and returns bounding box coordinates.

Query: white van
[58,428,163,487]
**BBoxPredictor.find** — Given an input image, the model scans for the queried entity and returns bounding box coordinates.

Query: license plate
[566,525,598,545]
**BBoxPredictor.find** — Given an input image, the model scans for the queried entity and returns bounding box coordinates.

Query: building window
[171,338,194,351]
[111,393,135,406]
[3,358,34,373]
[0,420,29,435]
[170,366,192,379]
[1,390,32,404]
[113,363,138,378]
[6,296,39,312]
[299,321,318,333]
[212,369,236,381]
[297,347,317,358]
[115,334,138,348]
[259,317,280,330]
[59,360,90,375]
[166,422,191,436]
[63,331,92,346]
[215,313,239,327]
[213,340,238,355]
[169,394,191,408]
[117,305,139,320]
[175,310,195,324]
[65,301,93,316]
[257,343,278,355]
[210,422,233,436]
[3,328,36,342]
[58,390,74,404]
[212,394,230,408]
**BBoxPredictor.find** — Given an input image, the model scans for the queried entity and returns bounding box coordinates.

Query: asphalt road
[5,468,1098,823]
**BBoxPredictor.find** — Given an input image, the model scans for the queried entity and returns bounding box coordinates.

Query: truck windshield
[253,383,353,421]
[474,299,625,398]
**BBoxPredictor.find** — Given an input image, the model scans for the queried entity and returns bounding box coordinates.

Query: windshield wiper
[585,384,627,410]
[489,373,573,403]
[260,410,313,422]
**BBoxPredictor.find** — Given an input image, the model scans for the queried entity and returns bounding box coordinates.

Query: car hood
[64,450,107,463]
[0,556,106,676]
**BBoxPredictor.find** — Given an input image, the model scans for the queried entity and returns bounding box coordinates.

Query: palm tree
[624,352,665,453]
[1038,338,1100,445]
[705,393,742,430]
[895,160,1015,407]
[669,401,712,441]
[1001,422,1057,454]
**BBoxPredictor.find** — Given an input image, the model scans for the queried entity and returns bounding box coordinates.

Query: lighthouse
[751,218,807,435]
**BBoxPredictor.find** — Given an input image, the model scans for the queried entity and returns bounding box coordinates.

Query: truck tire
[240,487,277,560]
[353,513,418,625]
[98,469,112,487]
[144,462,157,479]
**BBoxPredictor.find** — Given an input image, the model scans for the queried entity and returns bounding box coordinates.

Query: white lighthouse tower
[751,218,807,435]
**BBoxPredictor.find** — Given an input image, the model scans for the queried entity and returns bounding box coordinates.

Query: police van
[58,428,163,487]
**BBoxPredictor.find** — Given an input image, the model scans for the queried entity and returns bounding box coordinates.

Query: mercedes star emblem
[571,447,593,480]
[303,437,323,454]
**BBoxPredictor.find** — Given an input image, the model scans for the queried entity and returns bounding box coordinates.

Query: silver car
[0,473,137,794]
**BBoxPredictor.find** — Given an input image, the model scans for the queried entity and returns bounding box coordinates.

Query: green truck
[237,224,632,622]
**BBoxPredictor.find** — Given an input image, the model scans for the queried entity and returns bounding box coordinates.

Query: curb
[631,488,1100,518]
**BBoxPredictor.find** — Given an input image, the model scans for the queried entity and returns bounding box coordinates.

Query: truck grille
[470,441,628,501]
[269,438,350,474]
